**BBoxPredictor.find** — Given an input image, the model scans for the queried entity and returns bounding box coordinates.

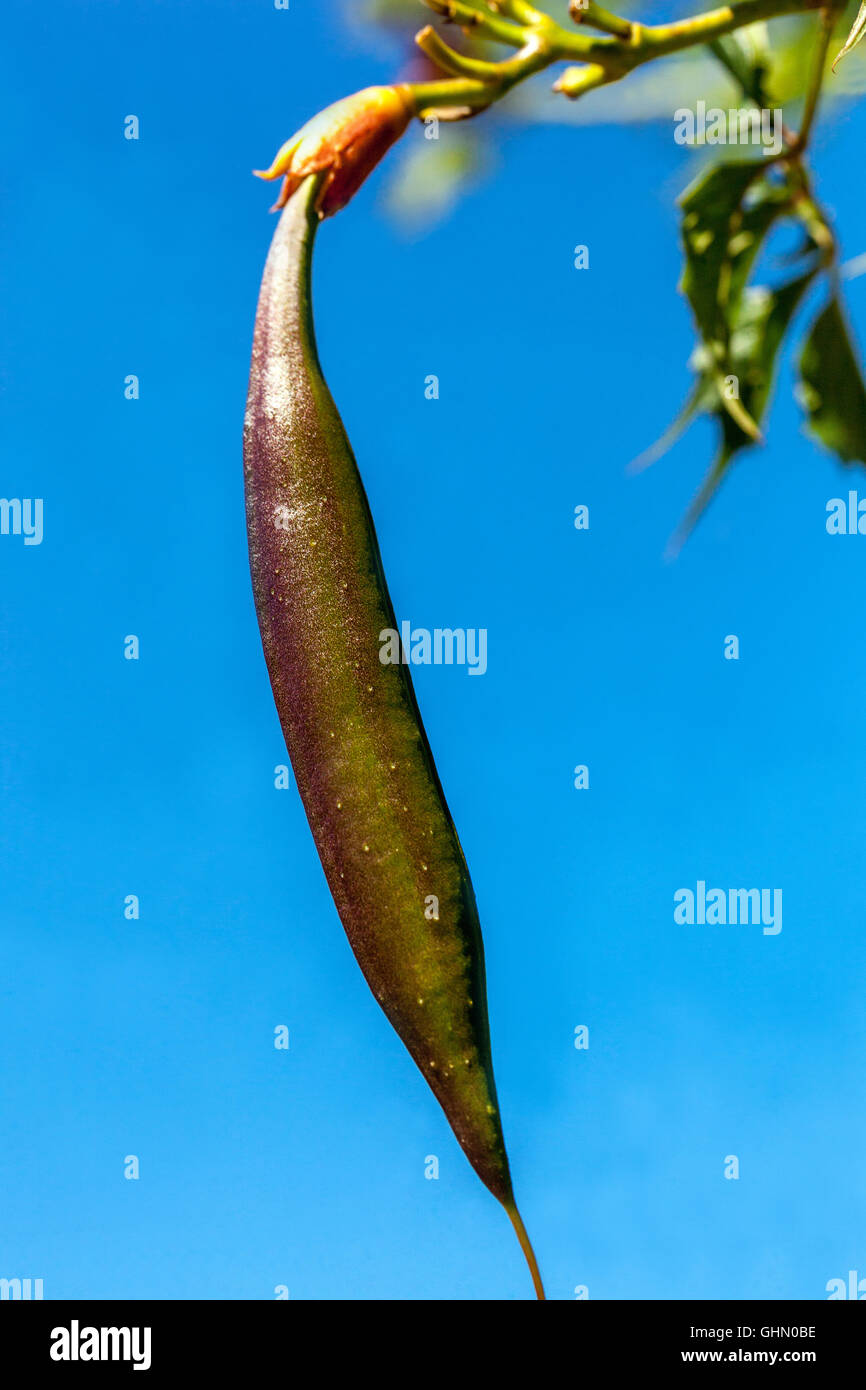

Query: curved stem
[416,23,514,78]
[408,34,551,118]
[789,4,840,154]
[505,1200,546,1300]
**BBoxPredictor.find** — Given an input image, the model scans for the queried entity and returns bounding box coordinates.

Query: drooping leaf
[798,297,866,463]
[724,179,792,321]
[732,269,818,432]
[667,266,818,552]
[641,148,819,541]
[833,1,866,69]
[672,164,795,453]
[679,161,764,350]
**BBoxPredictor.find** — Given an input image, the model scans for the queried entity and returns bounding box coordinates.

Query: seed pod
[244,174,543,1298]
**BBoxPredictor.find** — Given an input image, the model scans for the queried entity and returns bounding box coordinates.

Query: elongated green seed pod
[244,174,543,1298]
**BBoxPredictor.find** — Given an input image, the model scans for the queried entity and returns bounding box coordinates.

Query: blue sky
[2,0,866,1300]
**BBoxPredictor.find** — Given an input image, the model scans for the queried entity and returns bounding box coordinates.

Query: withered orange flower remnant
[254,85,415,217]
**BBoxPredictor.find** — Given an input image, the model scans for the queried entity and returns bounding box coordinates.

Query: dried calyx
[254,85,415,218]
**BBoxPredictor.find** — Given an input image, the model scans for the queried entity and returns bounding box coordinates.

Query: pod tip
[505,1200,546,1301]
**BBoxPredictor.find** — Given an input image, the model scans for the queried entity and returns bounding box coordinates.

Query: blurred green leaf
[734,271,817,432]
[799,298,866,463]
[726,181,793,304]
[665,269,817,550]
[679,160,765,350]
[638,139,827,547]
[710,24,773,105]
[355,0,866,536]
[383,131,486,229]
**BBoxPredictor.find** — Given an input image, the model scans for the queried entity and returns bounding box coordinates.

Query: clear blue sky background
[2,0,866,1301]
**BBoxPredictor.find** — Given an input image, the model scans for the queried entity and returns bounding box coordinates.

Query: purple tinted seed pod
[243,173,543,1298]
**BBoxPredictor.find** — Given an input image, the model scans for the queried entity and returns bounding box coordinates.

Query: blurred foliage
[358,1,866,106]
[639,157,824,550]
[638,24,866,542]
[351,1,866,228]
[382,132,487,228]
[799,298,866,461]
[346,1,866,538]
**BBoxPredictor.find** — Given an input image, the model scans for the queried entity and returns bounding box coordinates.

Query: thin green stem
[706,8,840,270]
[422,0,530,46]
[408,33,551,117]
[782,10,841,270]
[416,23,514,78]
[789,5,840,153]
